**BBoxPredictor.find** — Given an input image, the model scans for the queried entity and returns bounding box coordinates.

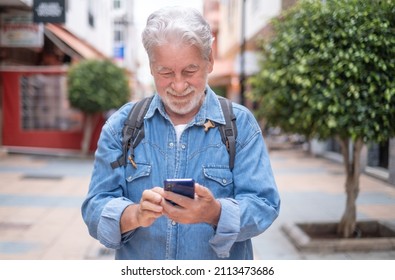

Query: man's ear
[149,63,154,76]
[207,51,214,73]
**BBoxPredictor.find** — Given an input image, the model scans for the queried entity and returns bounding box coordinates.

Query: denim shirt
[81,87,280,260]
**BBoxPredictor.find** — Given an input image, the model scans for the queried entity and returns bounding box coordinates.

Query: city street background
[0,146,395,260]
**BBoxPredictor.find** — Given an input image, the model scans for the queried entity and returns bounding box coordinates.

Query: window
[368,141,389,169]
[88,0,95,27]
[113,20,124,43]
[326,138,342,154]
[114,0,121,9]
[114,29,123,43]
[20,75,82,131]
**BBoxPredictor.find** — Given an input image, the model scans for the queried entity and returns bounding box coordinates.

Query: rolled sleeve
[97,197,133,249]
[209,198,240,258]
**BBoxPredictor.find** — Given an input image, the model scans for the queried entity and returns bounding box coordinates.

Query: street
[1,147,395,260]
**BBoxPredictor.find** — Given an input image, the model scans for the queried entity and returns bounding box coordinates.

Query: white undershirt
[174,124,187,143]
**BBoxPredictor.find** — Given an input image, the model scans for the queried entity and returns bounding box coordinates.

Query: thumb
[194,183,212,199]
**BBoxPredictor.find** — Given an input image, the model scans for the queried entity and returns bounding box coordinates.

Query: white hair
[142,6,214,61]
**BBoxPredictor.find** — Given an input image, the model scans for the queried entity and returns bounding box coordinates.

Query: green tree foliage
[67,59,130,154]
[250,0,395,237]
[251,0,395,142]
[68,59,130,114]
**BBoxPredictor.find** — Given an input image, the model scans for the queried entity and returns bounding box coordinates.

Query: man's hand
[161,183,221,226]
[120,187,164,233]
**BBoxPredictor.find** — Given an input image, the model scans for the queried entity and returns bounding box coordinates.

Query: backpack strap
[110,96,154,169]
[218,96,237,170]
[111,95,237,170]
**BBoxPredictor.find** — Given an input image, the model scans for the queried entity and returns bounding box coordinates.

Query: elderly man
[82,6,280,260]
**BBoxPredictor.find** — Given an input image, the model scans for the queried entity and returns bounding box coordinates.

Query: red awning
[44,23,106,60]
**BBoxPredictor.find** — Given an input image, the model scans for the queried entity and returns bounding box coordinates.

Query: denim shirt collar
[145,86,226,126]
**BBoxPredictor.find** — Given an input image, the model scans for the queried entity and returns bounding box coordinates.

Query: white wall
[246,0,281,39]
[65,0,136,72]
[66,0,116,57]
[218,0,281,58]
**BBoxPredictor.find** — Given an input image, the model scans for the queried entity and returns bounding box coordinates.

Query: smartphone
[164,178,195,205]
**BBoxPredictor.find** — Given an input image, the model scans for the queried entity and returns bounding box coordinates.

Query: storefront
[0,3,106,154]
[1,66,103,154]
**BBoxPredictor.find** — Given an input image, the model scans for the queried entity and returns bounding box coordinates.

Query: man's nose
[171,76,188,93]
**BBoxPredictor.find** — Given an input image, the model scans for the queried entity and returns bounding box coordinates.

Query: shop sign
[0,12,44,48]
[33,0,65,23]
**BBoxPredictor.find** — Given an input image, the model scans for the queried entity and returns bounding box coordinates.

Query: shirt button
[181,144,186,149]
[171,220,177,226]
[169,142,174,148]
[222,179,227,184]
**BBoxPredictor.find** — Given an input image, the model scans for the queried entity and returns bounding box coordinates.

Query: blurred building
[206,0,294,105]
[0,0,136,154]
[65,0,137,88]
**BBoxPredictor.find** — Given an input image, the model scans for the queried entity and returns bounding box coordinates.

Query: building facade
[65,0,137,80]
[207,0,284,104]
[0,0,136,154]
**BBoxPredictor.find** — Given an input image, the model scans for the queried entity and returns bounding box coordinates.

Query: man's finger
[140,200,163,213]
[142,189,163,204]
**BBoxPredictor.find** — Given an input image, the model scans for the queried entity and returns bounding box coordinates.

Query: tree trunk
[337,137,364,238]
[81,113,96,156]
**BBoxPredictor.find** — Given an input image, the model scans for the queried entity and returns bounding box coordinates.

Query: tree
[67,59,130,155]
[250,0,395,237]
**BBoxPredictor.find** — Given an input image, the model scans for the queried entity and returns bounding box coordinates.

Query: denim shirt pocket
[124,163,152,200]
[125,163,152,183]
[202,166,234,197]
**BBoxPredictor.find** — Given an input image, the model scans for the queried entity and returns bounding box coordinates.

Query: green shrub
[67,59,130,114]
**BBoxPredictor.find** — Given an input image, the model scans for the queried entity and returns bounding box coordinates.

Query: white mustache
[166,86,194,97]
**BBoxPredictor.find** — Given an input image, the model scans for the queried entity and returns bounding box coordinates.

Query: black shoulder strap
[110,96,154,169]
[111,95,237,170]
[218,96,237,170]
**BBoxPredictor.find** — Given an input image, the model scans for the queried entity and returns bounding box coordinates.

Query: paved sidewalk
[0,148,394,260]
[0,152,107,260]
[253,148,395,260]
